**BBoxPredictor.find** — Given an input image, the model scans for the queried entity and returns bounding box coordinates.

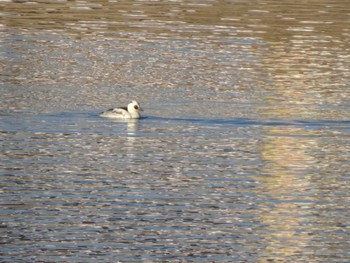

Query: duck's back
[100,107,130,118]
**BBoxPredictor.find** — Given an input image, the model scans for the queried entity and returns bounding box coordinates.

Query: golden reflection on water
[258,126,317,261]
[262,127,317,177]
[257,122,350,261]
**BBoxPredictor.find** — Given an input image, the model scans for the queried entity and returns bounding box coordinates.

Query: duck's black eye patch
[134,105,139,110]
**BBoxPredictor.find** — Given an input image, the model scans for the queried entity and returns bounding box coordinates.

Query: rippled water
[1,0,350,262]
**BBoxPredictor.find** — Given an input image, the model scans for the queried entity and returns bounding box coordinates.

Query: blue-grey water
[1,0,350,262]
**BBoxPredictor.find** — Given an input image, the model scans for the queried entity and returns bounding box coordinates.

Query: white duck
[100,100,142,119]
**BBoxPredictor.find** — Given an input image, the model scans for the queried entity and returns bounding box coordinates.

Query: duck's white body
[100,100,142,119]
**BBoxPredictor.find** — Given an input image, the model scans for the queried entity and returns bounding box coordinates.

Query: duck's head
[127,100,142,118]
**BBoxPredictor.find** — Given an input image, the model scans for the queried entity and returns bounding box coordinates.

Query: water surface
[1,0,350,262]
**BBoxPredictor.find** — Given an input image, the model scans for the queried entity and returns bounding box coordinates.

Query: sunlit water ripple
[1,0,350,262]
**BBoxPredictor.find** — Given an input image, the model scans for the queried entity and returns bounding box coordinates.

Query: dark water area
[1,0,350,262]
